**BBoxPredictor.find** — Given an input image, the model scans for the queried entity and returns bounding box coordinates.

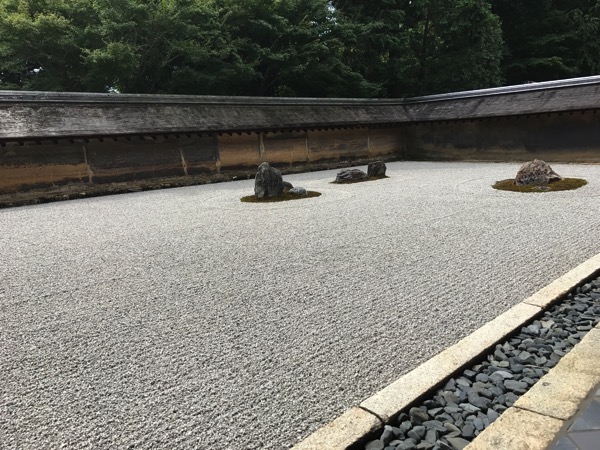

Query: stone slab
[290,407,382,450]
[513,370,600,421]
[524,253,600,309]
[468,319,600,448]
[464,407,563,450]
[548,328,600,376]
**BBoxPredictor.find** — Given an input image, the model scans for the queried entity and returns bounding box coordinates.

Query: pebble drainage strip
[360,276,600,450]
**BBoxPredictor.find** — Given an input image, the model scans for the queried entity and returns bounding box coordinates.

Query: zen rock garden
[334,161,388,183]
[493,159,587,192]
[241,162,320,202]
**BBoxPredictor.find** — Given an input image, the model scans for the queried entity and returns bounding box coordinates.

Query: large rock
[514,160,563,186]
[335,168,368,183]
[254,162,283,198]
[368,161,387,177]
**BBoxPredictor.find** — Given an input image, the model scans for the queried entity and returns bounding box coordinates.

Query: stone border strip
[465,322,600,450]
[291,252,600,450]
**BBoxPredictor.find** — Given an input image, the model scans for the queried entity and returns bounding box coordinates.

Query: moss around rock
[241,191,321,203]
[493,178,587,193]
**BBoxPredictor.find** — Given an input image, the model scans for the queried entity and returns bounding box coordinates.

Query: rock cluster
[336,161,387,182]
[365,276,600,450]
[514,160,562,186]
[253,162,309,199]
[335,168,368,182]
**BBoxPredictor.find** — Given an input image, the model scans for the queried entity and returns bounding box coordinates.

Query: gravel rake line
[361,275,600,450]
[3,162,600,450]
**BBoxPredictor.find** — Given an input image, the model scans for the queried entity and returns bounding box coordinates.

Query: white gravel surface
[1,161,600,450]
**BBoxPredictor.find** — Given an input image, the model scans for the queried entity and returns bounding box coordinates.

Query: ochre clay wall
[262,132,308,166]
[0,110,600,194]
[0,140,89,193]
[3,108,600,199]
[0,135,219,194]
[4,109,600,199]
[0,127,402,195]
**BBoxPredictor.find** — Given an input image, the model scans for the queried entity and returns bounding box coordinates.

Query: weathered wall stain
[405,111,600,162]
[0,127,401,195]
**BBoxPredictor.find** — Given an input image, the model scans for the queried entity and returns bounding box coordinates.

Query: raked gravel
[1,161,600,450]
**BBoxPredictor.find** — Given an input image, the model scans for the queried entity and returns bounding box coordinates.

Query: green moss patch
[493,178,588,193]
[332,175,389,185]
[241,191,322,203]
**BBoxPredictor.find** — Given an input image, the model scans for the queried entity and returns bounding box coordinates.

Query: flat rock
[289,187,308,196]
[467,391,491,410]
[336,168,367,183]
[409,407,430,425]
[490,370,514,380]
[446,437,471,450]
[461,422,475,438]
[424,428,438,444]
[397,439,417,450]
[504,380,529,392]
[422,420,446,432]
[407,425,426,441]
[365,439,385,450]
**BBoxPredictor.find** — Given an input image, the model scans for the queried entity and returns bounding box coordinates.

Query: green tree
[334,0,503,97]
[492,0,600,84]
[417,0,504,94]
[81,0,235,94]
[567,0,600,76]
[331,0,410,97]
[0,0,377,96]
[210,0,378,97]
[0,0,94,90]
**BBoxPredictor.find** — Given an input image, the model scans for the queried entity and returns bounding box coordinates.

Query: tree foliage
[208,0,379,96]
[0,0,599,97]
[492,0,600,84]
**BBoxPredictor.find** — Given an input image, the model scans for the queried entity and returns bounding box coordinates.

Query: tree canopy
[0,0,598,97]
[492,0,600,84]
